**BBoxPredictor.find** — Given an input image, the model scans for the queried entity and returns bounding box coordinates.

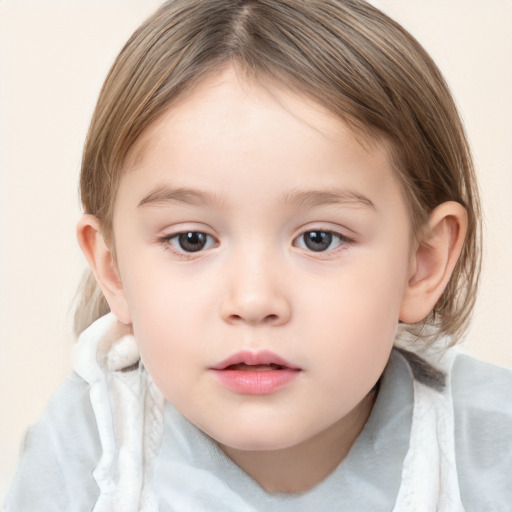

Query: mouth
[224,363,287,372]
[211,350,300,371]
[211,351,301,395]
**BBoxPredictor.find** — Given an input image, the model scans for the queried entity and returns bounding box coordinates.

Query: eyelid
[157,222,217,241]
[293,222,356,241]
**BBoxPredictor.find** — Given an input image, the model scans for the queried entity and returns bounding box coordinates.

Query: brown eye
[171,232,214,252]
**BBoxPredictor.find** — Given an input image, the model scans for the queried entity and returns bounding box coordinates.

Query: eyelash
[293,230,352,254]
[159,229,353,258]
[159,231,217,258]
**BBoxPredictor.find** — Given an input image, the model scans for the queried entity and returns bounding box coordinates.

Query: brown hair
[76,0,481,345]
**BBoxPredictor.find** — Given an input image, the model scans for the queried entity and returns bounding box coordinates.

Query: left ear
[399,201,468,324]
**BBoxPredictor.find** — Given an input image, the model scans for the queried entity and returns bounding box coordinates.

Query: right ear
[77,214,132,324]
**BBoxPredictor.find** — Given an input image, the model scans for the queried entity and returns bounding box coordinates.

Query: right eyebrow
[138,186,226,208]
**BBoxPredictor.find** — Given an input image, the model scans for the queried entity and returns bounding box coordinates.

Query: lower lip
[212,368,300,395]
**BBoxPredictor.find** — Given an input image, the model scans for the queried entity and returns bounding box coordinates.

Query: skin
[78,67,467,493]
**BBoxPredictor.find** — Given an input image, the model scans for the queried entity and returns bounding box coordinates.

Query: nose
[219,249,292,326]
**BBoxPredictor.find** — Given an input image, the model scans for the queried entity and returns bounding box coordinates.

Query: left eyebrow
[138,186,226,208]
[283,189,376,211]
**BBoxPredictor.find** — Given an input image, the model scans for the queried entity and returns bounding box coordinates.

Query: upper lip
[211,350,300,370]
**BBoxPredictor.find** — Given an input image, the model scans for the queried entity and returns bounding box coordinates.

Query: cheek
[302,251,409,379]
[307,250,408,327]
[123,267,221,377]
[131,315,198,405]
[121,253,204,324]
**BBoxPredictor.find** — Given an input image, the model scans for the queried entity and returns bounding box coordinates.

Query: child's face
[111,68,414,453]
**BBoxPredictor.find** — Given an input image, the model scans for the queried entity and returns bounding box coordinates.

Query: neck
[219,391,376,494]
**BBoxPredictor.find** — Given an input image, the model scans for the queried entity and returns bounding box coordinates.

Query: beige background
[1,0,511,499]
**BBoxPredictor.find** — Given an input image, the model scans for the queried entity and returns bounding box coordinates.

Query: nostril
[220,292,292,326]
[227,313,280,324]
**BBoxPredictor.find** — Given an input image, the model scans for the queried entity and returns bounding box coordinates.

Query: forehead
[124,66,386,170]
[118,67,405,221]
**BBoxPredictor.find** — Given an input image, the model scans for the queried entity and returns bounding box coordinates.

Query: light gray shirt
[4,350,512,511]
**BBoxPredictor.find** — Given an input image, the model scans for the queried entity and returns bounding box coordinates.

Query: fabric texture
[4,314,512,511]
[73,314,166,512]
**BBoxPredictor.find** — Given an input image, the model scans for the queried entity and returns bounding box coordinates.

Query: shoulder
[24,372,102,464]
[3,374,101,512]
[451,353,512,511]
[451,352,512,429]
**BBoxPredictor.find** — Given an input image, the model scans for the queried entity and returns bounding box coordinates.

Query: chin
[210,425,307,453]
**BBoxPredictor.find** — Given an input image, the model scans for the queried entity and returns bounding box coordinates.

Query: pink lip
[211,350,301,395]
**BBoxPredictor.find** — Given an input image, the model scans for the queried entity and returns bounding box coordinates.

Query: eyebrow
[138,185,376,211]
[138,186,226,208]
[283,189,376,211]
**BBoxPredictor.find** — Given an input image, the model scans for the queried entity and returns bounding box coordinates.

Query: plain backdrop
[1,0,511,499]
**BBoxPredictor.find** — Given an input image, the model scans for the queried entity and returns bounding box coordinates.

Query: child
[4,0,512,510]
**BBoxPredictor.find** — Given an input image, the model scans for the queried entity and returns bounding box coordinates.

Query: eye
[168,232,216,253]
[295,230,347,252]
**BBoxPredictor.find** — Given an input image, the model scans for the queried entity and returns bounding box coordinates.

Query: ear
[399,201,468,324]
[77,214,132,324]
